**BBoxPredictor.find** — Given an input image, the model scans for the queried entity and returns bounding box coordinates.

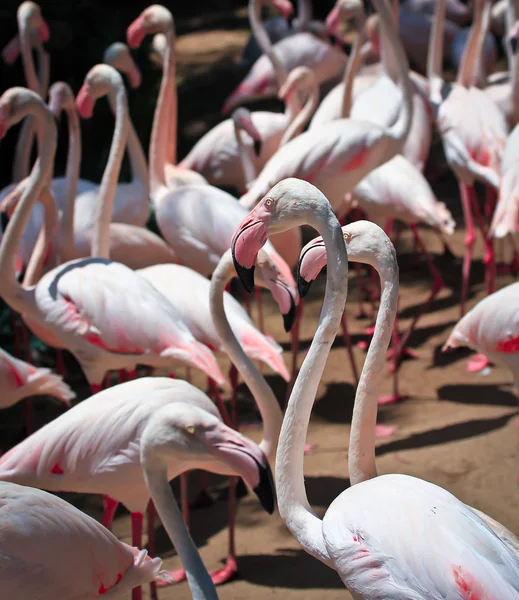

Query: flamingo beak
[202,424,276,515]
[325,4,342,37]
[75,84,95,119]
[127,15,146,49]
[253,139,262,157]
[231,203,270,294]
[297,239,326,298]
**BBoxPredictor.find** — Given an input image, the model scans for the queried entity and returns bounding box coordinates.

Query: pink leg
[131,512,144,600]
[210,475,238,585]
[101,495,119,529]
[147,500,159,600]
[390,224,443,366]
[90,382,103,395]
[208,378,232,426]
[469,187,496,295]
[485,185,497,223]
[340,312,359,385]
[55,349,65,376]
[459,182,476,317]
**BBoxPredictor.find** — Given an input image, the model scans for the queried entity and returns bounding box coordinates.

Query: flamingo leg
[485,185,497,223]
[459,182,476,317]
[469,186,496,295]
[379,317,404,405]
[340,312,359,385]
[147,500,158,600]
[390,224,443,367]
[55,349,65,376]
[131,512,144,600]
[354,263,369,319]
[208,378,232,426]
[101,495,119,529]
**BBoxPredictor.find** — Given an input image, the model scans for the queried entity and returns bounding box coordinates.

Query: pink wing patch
[452,565,491,600]
[98,572,123,595]
[496,335,519,353]
[341,147,369,172]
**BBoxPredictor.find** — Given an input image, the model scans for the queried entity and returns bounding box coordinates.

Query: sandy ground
[3,15,519,600]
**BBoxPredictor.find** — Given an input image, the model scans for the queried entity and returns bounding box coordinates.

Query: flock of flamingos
[2,0,519,597]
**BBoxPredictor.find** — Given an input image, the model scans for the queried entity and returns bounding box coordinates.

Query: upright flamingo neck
[60,102,82,260]
[210,253,282,459]
[234,123,257,188]
[144,465,218,600]
[0,97,57,315]
[379,0,400,80]
[297,0,313,29]
[91,87,129,259]
[150,28,176,194]
[427,0,446,104]
[340,14,367,119]
[348,250,398,485]
[279,82,319,147]
[126,112,149,193]
[275,203,348,566]
[457,0,486,87]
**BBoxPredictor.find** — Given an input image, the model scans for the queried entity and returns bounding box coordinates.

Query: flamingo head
[142,404,276,515]
[256,250,298,332]
[0,87,44,139]
[270,0,294,20]
[18,2,50,44]
[231,107,262,157]
[76,64,125,119]
[326,0,364,37]
[127,5,174,50]
[278,65,315,105]
[104,42,142,89]
[48,81,75,120]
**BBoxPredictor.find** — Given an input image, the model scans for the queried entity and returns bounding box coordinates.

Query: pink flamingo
[231,177,519,600]
[222,0,346,114]
[178,2,319,193]
[427,0,507,316]
[238,0,413,216]
[0,482,172,599]
[0,346,74,409]
[0,85,225,393]
[126,5,297,291]
[0,377,275,599]
[444,282,519,386]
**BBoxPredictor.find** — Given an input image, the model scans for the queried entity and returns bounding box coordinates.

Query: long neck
[126,110,149,191]
[275,208,348,566]
[379,0,399,80]
[210,257,282,459]
[457,0,485,87]
[279,82,319,147]
[427,0,446,102]
[145,465,218,600]
[348,256,398,485]
[91,88,129,259]
[375,0,412,146]
[297,0,312,29]
[250,0,288,87]
[60,102,82,259]
[23,188,57,286]
[341,15,367,119]
[0,101,57,314]
[150,28,175,193]
[234,123,257,189]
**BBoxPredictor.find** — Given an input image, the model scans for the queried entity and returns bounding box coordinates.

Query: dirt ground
[4,14,519,600]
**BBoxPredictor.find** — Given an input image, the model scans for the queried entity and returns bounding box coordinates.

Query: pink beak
[127,15,146,49]
[201,422,275,514]
[325,4,342,36]
[75,84,95,119]
[297,237,327,298]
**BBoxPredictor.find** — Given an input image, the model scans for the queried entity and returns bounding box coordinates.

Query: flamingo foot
[357,340,369,350]
[466,353,492,373]
[304,443,314,454]
[378,394,404,405]
[210,556,238,585]
[364,325,375,335]
[156,568,187,586]
[375,424,398,438]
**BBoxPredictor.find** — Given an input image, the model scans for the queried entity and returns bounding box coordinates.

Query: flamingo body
[0,481,168,599]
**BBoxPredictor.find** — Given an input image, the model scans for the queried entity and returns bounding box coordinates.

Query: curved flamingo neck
[374,0,412,149]
[233,121,257,188]
[210,252,282,459]
[275,200,348,566]
[0,96,57,315]
[457,0,486,87]
[427,0,446,104]
[340,13,367,119]
[279,80,319,147]
[348,245,398,485]
[297,0,313,29]
[379,0,400,80]
[150,27,176,194]
[143,465,218,600]
[91,86,129,259]
[60,101,82,260]
[125,112,149,194]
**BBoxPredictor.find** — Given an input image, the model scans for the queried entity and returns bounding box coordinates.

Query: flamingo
[231,177,519,599]
[0,482,173,599]
[0,86,225,393]
[126,5,297,289]
[221,0,346,115]
[178,1,319,193]
[0,346,74,409]
[443,282,519,387]
[427,0,508,316]
[0,377,275,599]
[238,0,413,216]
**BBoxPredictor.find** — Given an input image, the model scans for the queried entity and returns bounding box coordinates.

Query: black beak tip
[253,461,276,515]
[234,260,255,294]
[297,276,312,299]
[511,36,518,55]
[253,139,262,157]
[282,294,297,333]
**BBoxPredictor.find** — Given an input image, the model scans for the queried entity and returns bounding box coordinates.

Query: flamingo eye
[343,232,352,242]
[186,425,196,434]
[265,199,273,207]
